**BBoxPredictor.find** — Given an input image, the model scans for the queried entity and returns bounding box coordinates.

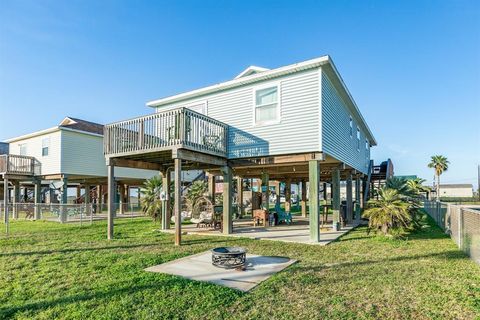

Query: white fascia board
[4,127,61,143]
[146,56,331,108]
[323,59,378,146]
[4,127,103,143]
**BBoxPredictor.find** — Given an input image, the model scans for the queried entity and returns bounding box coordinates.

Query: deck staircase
[74,186,107,204]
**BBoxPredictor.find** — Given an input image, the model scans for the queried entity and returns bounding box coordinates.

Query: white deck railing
[104,108,228,158]
[0,154,41,176]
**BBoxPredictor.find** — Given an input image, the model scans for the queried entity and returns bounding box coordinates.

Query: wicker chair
[191,196,214,227]
[170,196,192,223]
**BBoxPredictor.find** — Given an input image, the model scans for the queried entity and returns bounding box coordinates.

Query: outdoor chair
[191,196,214,228]
[273,202,292,225]
[170,196,192,223]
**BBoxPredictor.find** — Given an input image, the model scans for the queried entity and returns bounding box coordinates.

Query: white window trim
[349,116,353,138]
[356,127,361,151]
[252,82,281,126]
[19,143,27,156]
[42,137,50,157]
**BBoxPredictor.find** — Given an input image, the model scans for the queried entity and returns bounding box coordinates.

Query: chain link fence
[0,202,145,226]
[424,200,480,264]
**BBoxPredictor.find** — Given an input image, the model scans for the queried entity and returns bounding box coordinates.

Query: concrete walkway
[162,216,359,245]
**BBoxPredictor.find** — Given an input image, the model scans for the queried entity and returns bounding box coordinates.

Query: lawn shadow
[0,276,244,319]
[0,242,168,257]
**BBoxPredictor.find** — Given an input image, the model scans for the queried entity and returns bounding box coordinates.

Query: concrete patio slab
[145,251,296,292]
[162,216,359,245]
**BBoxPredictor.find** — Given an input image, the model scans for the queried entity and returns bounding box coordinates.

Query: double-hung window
[356,128,361,151]
[42,137,50,156]
[19,143,27,156]
[349,117,353,137]
[254,85,279,125]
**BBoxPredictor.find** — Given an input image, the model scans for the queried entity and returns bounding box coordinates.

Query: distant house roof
[4,117,105,143]
[439,184,473,189]
[59,117,104,135]
[146,55,377,146]
[394,175,418,180]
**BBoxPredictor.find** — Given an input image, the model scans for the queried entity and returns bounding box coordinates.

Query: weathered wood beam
[230,152,325,167]
[107,165,115,240]
[285,178,292,212]
[109,158,163,171]
[331,167,341,231]
[161,170,171,230]
[301,179,307,217]
[309,160,320,242]
[346,172,353,224]
[237,177,244,216]
[355,177,361,223]
[174,158,182,245]
[222,166,233,234]
[172,148,227,167]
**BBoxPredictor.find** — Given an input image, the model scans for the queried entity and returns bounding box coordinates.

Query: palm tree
[362,187,411,235]
[140,175,163,222]
[186,180,208,207]
[406,178,430,196]
[428,155,449,200]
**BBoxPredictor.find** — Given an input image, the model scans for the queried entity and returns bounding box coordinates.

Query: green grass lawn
[0,214,479,320]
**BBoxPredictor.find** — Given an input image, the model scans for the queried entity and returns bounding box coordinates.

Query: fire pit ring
[211,247,247,269]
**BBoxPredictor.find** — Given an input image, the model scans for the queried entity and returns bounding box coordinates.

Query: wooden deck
[0,154,41,177]
[103,107,228,159]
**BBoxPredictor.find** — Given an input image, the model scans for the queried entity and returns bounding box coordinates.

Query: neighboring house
[2,117,157,206]
[437,184,474,198]
[0,142,8,155]
[103,55,377,243]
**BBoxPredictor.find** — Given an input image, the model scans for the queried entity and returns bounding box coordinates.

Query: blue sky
[1,0,479,189]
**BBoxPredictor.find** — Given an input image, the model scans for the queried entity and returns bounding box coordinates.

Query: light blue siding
[321,71,370,173]
[156,69,321,159]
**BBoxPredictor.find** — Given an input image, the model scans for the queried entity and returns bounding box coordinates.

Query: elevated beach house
[103,55,377,244]
[1,117,156,217]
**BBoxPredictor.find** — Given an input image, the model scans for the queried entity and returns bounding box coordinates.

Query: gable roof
[146,55,377,146]
[59,117,104,135]
[234,66,270,79]
[439,184,473,189]
[4,117,104,143]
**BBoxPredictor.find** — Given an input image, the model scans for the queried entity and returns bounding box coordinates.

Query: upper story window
[42,137,50,156]
[356,127,360,151]
[19,143,27,155]
[254,85,279,125]
[365,138,369,150]
[349,117,353,137]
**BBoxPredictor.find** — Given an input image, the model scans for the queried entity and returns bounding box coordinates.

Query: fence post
[458,208,464,251]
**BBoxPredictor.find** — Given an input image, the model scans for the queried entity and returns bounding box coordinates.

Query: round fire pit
[211,247,247,269]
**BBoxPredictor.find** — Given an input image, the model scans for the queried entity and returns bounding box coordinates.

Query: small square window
[255,86,279,124]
